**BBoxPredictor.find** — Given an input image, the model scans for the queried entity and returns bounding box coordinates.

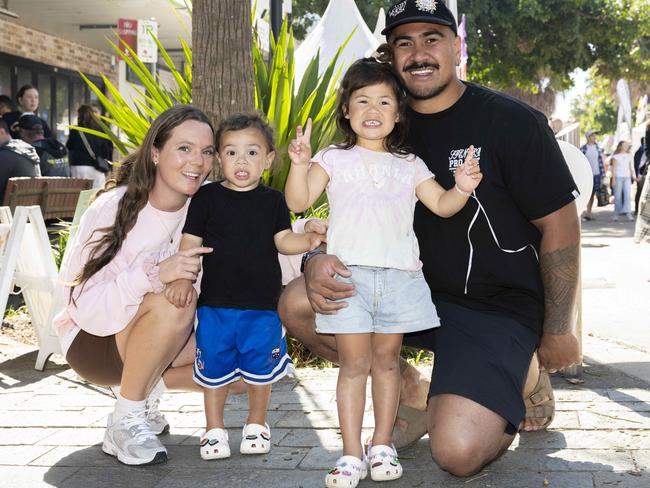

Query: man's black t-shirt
[407,83,578,335]
[183,182,291,310]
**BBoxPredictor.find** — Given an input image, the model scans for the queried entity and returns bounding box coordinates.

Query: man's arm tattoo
[539,243,579,335]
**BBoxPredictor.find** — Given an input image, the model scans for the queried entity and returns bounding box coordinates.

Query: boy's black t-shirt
[183,182,291,310]
[407,83,578,335]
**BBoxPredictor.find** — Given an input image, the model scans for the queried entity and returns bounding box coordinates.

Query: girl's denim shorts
[315,265,440,335]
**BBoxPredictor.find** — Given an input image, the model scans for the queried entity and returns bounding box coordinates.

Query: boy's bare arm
[274,229,324,255]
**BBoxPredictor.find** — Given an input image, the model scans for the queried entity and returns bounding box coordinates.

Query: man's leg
[278,276,338,362]
[424,302,541,477]
[428,394,514,477]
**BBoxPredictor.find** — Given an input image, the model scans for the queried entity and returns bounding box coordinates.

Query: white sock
[113,391,146,420]
[148,377,166,401]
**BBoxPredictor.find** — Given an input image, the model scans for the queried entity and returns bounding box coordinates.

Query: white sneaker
[612,215,619,221]
[145,387,170,435]
[625,214,635,221]
[102,409,167,465]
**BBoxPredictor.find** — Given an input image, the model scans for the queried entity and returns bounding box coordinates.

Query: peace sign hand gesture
[288,118,313,166]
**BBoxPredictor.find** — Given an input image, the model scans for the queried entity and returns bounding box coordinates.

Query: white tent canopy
[373,8,386,45]
[295,0,380,83]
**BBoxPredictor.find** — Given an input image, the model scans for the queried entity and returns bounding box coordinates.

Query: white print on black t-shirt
[448,146,482,172]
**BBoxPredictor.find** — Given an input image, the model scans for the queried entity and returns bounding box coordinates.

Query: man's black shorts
[403,300,540,434]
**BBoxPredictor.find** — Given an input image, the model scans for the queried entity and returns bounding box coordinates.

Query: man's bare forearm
[539,243,579,335]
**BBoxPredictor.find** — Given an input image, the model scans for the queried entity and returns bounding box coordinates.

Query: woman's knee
[142,292,196,334]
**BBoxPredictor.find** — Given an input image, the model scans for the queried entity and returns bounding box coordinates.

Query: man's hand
[537,332,581,373]
[164,279,195,308]
[304,254,355,315]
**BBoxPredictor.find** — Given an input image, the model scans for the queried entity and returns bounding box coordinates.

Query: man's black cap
[382,0,457,36]
[17,114,43,131]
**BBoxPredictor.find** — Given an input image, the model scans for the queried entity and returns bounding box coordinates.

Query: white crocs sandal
[368,444,402,481]
[325,455,368,488]
[200,428,230,460]
[240,423,271,454]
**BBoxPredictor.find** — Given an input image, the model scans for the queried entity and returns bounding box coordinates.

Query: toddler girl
[285,58,482,487]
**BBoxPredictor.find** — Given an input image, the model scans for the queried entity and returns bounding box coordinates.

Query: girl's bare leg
[336,333,373,459]
[370,333,403,447]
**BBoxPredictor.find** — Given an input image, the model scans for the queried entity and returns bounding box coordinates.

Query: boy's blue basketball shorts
[193,306,295,389]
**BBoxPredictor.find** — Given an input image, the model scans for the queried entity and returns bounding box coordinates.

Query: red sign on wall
[117,18,138,57]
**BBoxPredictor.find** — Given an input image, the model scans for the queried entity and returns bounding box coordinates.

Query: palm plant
[253,16,351,194]
[75,13,349,206]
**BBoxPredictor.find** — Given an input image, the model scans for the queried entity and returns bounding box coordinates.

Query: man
[0,117,39,203]
[634,137,647,216]
[279,0,581,477]
[580,130,606,220]
[17,114,70,177]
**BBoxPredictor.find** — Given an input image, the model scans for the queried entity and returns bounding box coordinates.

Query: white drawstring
[464,191,539,294]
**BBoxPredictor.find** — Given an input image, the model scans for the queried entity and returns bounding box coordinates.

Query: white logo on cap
[389,1,407,17]
[415,0,438,13]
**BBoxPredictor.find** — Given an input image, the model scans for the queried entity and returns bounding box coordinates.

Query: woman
[67,104,114,188]
[610,140,635,221]
[53,105,215,466]
[3,85,52,139]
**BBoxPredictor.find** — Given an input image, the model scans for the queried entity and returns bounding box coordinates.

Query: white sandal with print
[200,428,230,460]
[325,455,368,488]
[368,444,402,481]
[240,423,271,454]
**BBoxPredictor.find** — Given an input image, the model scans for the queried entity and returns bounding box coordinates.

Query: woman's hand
[288,118,313,166]
[158,247,212,284]
[454,146,483,194]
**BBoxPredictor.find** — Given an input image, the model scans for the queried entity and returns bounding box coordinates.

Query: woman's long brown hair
[70,105,214,299]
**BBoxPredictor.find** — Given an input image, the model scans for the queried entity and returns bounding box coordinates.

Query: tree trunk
[192,0,255,126]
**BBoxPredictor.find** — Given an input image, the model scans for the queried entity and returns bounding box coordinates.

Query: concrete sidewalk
[1,203,649,488]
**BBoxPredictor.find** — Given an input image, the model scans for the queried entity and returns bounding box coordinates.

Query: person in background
[580,130,606,220]
[634,137,647,216]
[610,140,635,222]
[67,104,114,188]
[3,85,52,139]
[18,114,69,177]
[0,117,39,203]
[0,94,12,115]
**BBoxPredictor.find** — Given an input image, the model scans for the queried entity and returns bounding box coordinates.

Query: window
[55,76,70,143]
[0,66,11,101]
[0,53,103,140]
[37,73,52,126]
